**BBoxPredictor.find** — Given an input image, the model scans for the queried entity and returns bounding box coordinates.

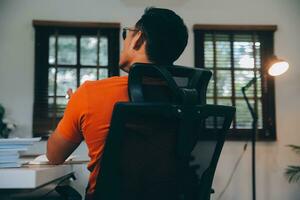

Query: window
[33,21,120,137]
[194,25,277,140]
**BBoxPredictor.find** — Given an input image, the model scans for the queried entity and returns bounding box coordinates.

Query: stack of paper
[29,154,76,165]
[0,138,41,168]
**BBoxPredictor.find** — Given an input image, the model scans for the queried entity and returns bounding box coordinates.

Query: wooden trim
[194,30,205,68]
[212,33,217,105]
[193,24,277,32]
[48,64,109,69]
[204,67,261,71]
[226,130,276,141]
[33,20,120,29]
[259,31,277,141]
[229,34,236,129]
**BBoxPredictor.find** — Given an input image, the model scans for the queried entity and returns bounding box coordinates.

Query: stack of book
[0,138,41,168]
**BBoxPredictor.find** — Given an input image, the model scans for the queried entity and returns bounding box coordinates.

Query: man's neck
[122,55,151,73]
[130,54,151,65]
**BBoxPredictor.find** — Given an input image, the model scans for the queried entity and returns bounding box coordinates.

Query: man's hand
[66,88,73,99]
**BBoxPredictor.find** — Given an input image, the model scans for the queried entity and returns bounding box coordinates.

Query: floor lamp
[241,57,289,200]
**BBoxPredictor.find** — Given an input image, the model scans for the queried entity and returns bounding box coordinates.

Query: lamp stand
[242,77,258,200]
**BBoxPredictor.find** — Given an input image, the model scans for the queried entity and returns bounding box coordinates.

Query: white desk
[0,164,74,189]
[0,141,89,199]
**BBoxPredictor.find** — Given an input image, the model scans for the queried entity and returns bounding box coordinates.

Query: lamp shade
[268,58,289,77]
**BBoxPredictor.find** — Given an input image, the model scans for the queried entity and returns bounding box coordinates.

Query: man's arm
[47,130,81,164]
[46,88,83,165]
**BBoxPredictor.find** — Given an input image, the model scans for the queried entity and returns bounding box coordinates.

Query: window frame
[194,24,277,141]
[32,20,120,137]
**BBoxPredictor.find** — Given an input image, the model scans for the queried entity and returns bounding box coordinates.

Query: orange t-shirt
[56,76,129,195]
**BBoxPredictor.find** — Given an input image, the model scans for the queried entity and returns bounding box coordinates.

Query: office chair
[93,64,235,200]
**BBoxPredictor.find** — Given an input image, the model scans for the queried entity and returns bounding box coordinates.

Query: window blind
[194,25,277,140]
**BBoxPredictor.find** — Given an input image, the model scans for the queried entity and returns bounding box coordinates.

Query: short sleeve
[55,83,88,143]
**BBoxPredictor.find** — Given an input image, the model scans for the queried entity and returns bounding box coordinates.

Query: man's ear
[131,31,145,50]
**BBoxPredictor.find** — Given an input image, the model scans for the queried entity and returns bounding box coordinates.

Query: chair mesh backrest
[189,114,228,200]
[94,103,235,200]
[119,106,178,200]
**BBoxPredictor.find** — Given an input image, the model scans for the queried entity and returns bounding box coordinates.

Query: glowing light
[268,61,289,76]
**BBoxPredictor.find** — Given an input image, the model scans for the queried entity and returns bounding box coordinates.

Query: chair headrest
[128,63,212,105]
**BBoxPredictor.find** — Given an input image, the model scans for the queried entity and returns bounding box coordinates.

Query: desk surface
[0,164,74,189]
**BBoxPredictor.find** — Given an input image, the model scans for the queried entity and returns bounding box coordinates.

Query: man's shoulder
[84,76,128,87]
[81,76,128,93]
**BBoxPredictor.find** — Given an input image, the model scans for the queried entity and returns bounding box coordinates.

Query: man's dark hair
[135,7,188,65]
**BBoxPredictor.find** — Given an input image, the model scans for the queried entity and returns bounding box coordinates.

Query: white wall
[0,0,300,199]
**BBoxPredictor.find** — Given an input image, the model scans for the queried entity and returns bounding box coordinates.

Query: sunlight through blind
[204,33,263,130]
